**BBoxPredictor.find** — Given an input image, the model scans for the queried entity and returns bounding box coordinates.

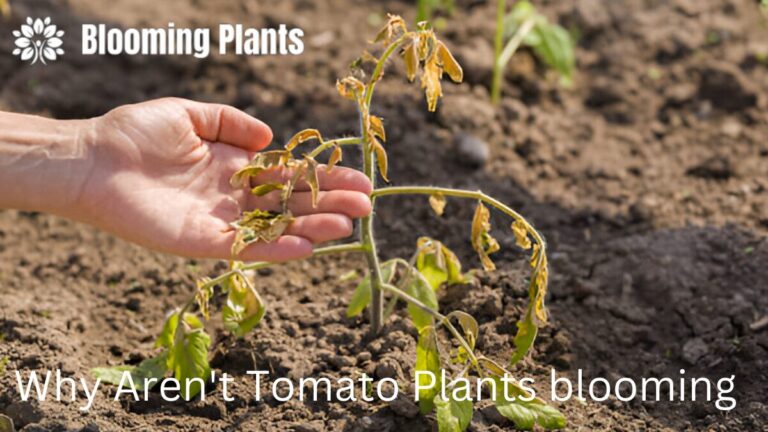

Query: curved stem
[365,35,408,108]
[307,137,362,159]
[372,186,545,250]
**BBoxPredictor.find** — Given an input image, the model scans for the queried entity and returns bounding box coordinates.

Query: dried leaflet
[470,202,500,271]
[429,192,446,216]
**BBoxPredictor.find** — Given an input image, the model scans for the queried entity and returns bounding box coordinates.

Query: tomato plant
[94,15,564,430]
[491,0,575,104]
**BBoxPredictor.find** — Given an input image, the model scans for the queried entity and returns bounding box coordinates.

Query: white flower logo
[12,17,64,65]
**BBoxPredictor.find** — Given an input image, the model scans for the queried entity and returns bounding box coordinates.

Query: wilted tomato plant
[94,15,564,430]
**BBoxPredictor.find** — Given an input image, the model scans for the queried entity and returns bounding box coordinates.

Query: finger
[284,214,354,243]
[209,234,314,262]
[250,165,372,195]
[181,100,273,151]
[250,190,372,218]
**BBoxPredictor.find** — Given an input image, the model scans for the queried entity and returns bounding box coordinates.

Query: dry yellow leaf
[436,41,463,83]
[371,138,389,182]
[511,220,532,250]
[327,145,342,172]
[403,39,419,82]
[304,156,319,208]
[369,115,386,142]
[285,129,322,151]
[471,202,500,271]
[421,55,443,112]
[428,193,446,216]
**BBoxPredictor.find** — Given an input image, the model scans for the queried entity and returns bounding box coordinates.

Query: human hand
[72,98,371,261]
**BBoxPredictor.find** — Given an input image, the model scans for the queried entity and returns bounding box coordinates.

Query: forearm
[0,112,96,217]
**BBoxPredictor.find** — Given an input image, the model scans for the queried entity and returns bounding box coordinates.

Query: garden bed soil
[1,0,767,430]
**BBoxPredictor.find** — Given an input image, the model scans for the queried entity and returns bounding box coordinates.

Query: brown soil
[1,0,767,431]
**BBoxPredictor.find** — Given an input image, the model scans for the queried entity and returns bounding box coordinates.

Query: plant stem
[371,185,546,269]
[307,137,361,159]
[491,6,536,104]
[491,0,506,105]
[358,36,407,335]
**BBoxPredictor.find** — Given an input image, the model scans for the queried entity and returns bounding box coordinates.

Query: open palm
[75,98,371,261]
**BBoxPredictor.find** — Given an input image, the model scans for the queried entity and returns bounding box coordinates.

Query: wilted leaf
[337,76,365,100]
[372,138,389,182]
[374,14,407,45]
[436,41,463,83]
[405,269,438,331]
[492,375,566,430]
[222,272,266,338]
[403,39,419,82]
[155,312,203,349]
[327,145,343,172]
[169,328,211,400]
[346,260,397,318]
[415,326,441,413]
[304,156,320,207]
[415,237,467,291]
[509,313,538,365]
[429,193,446,216]
[230,150,293,188]
[91,352,169,391]
[285,129,322,151]
[250,183,284,197]
[435,393,473,432]
[421,55,443,112]
[195,278,213,320]
[511,220,532,250]
[231,210,294,256]
[471,202,500,271]
[370,115,386,142]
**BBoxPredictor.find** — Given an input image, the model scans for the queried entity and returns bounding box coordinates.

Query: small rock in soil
[454,133,490,169]
[686,156,733,180]
[3,402,42,428]
[439,94,495,131]
[388,394,419,418]
[374,358,402,380]
[682,338,709,365]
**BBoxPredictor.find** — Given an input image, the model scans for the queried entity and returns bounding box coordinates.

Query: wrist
[0,112,98,217]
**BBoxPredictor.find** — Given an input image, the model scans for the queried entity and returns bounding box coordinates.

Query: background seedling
[93,15,564,431]
[491,0,575,104]
[416,0,454,26]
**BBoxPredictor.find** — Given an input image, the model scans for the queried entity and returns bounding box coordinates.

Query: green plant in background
[416,0,454,24]
[93,15,564,431]
[491,0,575,104]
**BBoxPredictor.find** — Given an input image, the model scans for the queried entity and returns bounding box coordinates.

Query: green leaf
[510,313,538,365]
[169,328,211,400]
[491,376,566,430]
[155,312,203,349]
[91,352,169,391]
[346,260,397,318]
[222,273,266,338]
[531,23,575,84]
[405,270,438,331]
[435,394,473,432]
[415,237,467,291]
[415,326,441,414]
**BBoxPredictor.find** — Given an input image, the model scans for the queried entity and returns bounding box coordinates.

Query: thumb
[181,100,273,151]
